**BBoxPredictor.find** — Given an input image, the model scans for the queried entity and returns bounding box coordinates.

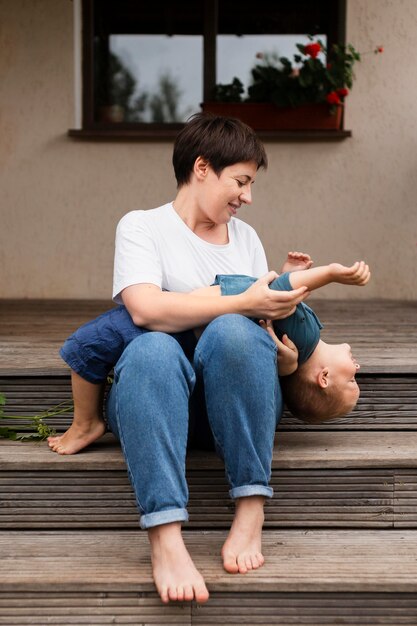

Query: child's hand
[259,320,298,376]
[330,261,371,286]
[281,251,313,273]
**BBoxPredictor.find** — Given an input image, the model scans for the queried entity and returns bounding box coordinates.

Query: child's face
[327,343,360,404]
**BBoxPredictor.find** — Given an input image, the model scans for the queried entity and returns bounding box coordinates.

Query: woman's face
[200,160,258,224]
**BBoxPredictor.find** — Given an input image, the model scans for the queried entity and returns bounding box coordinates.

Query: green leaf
[0,394,68,442]
[0,427,18,440]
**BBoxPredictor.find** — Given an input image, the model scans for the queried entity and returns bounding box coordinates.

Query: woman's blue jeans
[106,313,282,529]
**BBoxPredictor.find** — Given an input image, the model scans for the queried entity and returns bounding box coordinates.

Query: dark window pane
[93,0,203,123]
[217,0,331,95]
[83,0,343,128]
[218,0,337,36]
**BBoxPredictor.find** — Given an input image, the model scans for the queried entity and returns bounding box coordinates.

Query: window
[79,0,346,134]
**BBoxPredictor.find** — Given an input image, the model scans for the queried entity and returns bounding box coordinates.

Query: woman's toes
[245,556,253,570]
[251,554,260,569]
[168,586,178,602]
[183,584,194,602]
[159,585,169,604]
[194,582,210,603]
[223,553,239,573]
[237,555,248,574]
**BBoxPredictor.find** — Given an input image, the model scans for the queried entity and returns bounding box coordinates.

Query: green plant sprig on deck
[0,392,73,441]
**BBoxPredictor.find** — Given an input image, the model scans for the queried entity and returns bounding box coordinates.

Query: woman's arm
[286,261,371,292]
[122,273,309,333]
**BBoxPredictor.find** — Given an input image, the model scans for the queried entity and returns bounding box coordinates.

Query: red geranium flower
[303,42,321,59]
[337,87,349,97]
[326,91,342,105]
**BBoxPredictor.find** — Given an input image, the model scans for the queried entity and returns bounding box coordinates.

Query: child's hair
[172,113,268,187]
[281,369,358,423]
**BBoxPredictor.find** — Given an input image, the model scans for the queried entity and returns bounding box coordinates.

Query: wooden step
[2,374,417,431]
[2,529,417,624]
[2,432,417,530]
[1,299,417,376]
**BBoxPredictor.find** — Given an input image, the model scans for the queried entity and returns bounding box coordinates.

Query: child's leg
[47,370,107,455]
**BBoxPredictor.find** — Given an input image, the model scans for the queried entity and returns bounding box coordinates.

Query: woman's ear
[193,156,210,181]
[317,367,329,389]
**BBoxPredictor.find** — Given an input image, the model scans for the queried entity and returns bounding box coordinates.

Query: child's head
[281,342,360,423]
[172,113,268,188]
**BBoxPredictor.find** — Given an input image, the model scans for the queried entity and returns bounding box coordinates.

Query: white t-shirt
[113,202,268,303]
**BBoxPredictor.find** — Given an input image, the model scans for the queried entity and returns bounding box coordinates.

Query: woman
[88,114,308,604]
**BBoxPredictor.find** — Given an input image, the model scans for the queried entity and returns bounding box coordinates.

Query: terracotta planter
[201,102,342,131]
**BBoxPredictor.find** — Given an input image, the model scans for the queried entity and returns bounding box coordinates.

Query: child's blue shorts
[60,306,144,383]
[60,306,197,384]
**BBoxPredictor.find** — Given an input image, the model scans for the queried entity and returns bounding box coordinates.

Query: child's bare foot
[221,496,265,574]
[47,418,106,455]
[148,522,209,604]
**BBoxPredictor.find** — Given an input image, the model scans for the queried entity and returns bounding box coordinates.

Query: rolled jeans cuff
[140,508,189,530]
[229,485,273,500]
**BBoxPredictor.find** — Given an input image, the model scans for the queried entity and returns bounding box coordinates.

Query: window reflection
[97,35,202,123]
[217,35,326,96]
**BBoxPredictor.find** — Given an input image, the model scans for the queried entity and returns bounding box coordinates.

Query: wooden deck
[1,298,417,625]
[1,298,417,375]
[2,432,417,530]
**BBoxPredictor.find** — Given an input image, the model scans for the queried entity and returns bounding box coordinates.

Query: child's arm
[287,261,370,291]
[260,320,299,376]
[281,251,313,273]
[123,274,308,333]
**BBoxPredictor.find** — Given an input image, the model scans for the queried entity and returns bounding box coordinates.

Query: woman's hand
[260,320,298,376]
[242,271,309,320]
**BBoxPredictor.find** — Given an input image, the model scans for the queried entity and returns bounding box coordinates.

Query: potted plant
[203,39,383,131]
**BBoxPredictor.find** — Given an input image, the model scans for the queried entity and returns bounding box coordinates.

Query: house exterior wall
[1,0,416,300]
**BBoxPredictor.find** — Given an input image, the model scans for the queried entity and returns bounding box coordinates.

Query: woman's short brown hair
[172,113,268,187]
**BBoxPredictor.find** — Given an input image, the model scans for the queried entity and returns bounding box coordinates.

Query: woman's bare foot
[148,522,209,604]
[221,496,265,574]
[47,418,106,455]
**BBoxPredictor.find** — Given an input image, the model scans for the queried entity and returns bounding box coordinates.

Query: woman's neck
[173,189,229,245]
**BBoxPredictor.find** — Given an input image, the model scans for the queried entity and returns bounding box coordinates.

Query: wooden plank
[395,471,417,527]
[1,594,417,625]
[2,530,417,593]
[3,432,417,471]
[0,591,190,624]
[0,469,394,529]
[1,299,417,374]
[193,592,417,625]
[1,375,417,431]
[2,592,417,625]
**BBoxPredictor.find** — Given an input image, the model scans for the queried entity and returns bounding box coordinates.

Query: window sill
[68,128,352,142]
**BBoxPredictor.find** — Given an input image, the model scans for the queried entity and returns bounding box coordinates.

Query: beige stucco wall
[1,0,416,299]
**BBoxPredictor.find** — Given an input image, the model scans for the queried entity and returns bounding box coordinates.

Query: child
[212,259,370,422]
[48,256,369,454]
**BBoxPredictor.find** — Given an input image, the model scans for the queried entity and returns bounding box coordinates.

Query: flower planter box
[201,102,342,131]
